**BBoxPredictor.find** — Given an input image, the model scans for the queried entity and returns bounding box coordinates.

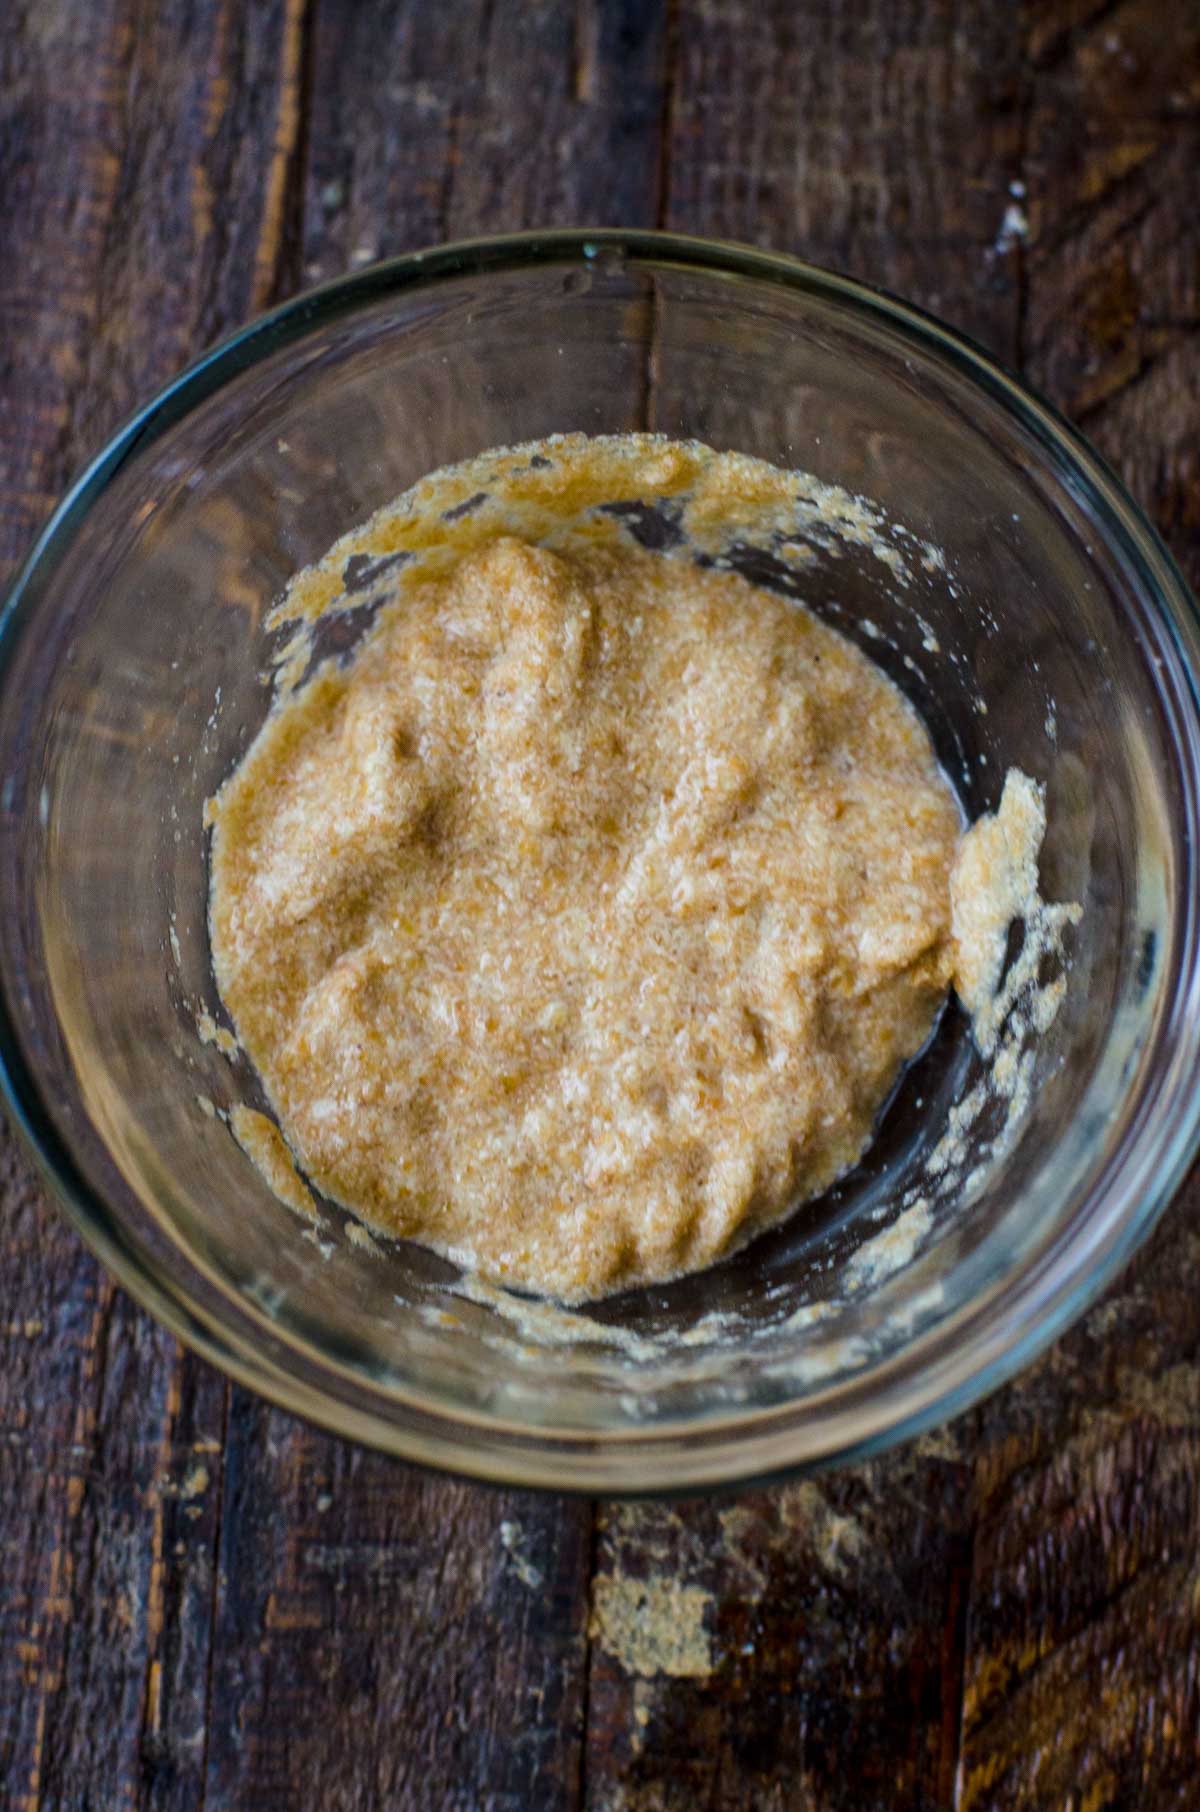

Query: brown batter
[208,436,979,1301]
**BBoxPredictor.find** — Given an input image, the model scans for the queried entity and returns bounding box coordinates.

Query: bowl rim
[3,225,1200,1495]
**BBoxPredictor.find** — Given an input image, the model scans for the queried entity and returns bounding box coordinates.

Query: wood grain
[301,0,666,287]
[204,1397,590,1811]
[0,2,1198,1809]
[950,10,1200,1805]
[0,8,183,1805]
[657,0,1030,365]
[0,4,320,1808]
[1020,0,1200,588]
[586,1462,974,1811]
[190,6,675,1805]
[580,4,1027,1806]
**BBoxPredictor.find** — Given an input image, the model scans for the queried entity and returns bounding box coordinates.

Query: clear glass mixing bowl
[3,231,1199,1492]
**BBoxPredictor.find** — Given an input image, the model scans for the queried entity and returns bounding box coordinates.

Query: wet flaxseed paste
[208,435,1077,1303]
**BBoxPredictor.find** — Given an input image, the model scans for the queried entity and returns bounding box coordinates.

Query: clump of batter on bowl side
[207,434,1070,1303]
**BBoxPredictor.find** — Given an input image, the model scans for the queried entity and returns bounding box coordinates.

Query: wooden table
[2,3,1198,1807]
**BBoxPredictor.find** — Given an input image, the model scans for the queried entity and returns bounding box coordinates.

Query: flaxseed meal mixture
[208,435,1071,1301]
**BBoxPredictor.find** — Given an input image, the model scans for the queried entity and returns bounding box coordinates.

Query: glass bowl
[3,230,1199,1494]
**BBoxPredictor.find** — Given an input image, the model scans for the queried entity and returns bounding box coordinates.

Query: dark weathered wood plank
[198,4,674,1807]
[949,1185,1200,1811]
[0,4,318,1808]
[580,5,1027,1807]
[301,0,667,289]
[440,0,668,239]
[586,1464,973,1811]
[657,0,1030,364]
[0,12,168,1806]
[204,1396,591,1811]
[0,0,130,573]
[952,4,1200,1804]
[1020,0,1200,588]
[300,0,489,285]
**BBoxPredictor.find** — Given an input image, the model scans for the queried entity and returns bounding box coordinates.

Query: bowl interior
[2,239,1197,1489]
